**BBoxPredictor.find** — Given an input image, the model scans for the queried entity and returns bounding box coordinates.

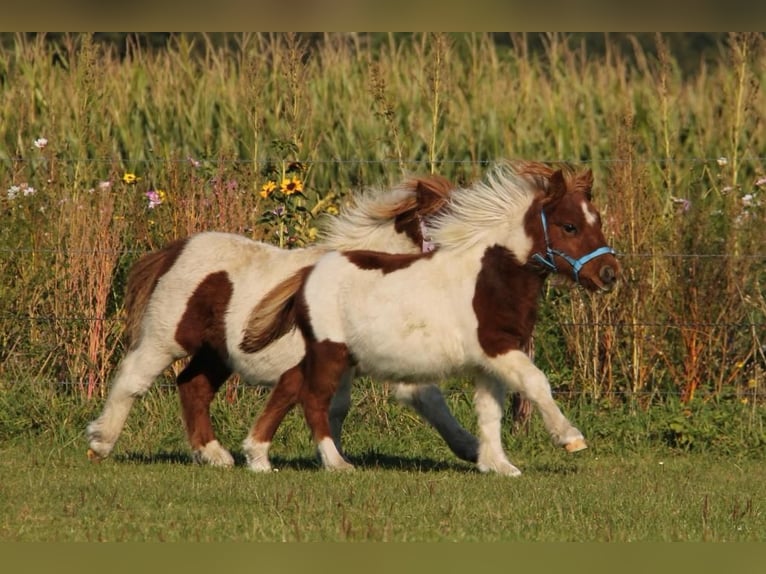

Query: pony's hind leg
[243,363,304,472]
[86,343,176,460]
[473,375,521,476]
[328,368,354,458]
[302,341,354,471]
[492,350,586,451]
[177,346,233,467]
[392,383,479,463]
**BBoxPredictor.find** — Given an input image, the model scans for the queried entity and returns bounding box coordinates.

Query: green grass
[1,383,764,541]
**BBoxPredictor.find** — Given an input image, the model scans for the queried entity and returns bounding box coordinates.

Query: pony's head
[521,163,619,292]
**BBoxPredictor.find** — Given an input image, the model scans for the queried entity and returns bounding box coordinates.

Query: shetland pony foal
[86,176,479,466]
[243,162,619,475]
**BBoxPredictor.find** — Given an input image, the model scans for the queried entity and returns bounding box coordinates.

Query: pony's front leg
[392,383,479,463]
[473,374,521,476]
[490,350,586,452]
[87,344,175,460]
[243,363,304,472]
[302,340,354,471]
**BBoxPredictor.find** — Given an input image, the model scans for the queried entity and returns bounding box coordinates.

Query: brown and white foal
[241,161,619,475]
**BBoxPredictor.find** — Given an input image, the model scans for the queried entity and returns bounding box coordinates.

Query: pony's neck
[472,244,546,356]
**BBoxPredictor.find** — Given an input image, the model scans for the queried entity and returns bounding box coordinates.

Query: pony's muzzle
[598,264,618,290]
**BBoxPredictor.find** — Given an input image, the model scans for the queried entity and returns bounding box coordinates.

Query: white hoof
[193,440,235,467]
[326,458,355,472]
[477,458,522,477]
[86,423,114,460]
[243,437,273,472]
[318,437,355,471]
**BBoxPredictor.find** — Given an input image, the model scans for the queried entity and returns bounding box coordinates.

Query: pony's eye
[562,223,577,234]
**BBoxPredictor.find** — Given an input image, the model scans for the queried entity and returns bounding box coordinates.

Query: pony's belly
[348,324,467,381]
[228,330,306,385]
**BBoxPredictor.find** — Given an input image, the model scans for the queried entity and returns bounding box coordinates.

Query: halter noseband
[531,210,615,284]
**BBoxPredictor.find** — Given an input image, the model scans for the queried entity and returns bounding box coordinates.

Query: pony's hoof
[477,458,522,477]
[87,448,102,462]
[194,440,235,467]
[327,461,355,472]
[564,437,588,453]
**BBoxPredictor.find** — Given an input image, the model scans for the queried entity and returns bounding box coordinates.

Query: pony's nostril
[600,265,616,284]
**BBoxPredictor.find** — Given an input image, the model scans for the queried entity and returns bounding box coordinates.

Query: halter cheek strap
[531,210,615,284]
[419,217,436,253]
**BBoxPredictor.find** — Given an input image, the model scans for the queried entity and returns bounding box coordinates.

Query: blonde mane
[428,161,542,252]
[319,176,451,251]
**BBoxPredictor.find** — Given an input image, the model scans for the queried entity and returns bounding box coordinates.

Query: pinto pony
[86,175,481,466]
[242,161,619,476]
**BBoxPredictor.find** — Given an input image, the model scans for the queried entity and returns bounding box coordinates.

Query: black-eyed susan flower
[122,172,140,185]
[280,176,303,196]
[260,180,277,198]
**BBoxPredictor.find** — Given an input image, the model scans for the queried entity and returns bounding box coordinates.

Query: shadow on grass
[114,451,195,465]
[112,449,581,475]
[113,449,470,473]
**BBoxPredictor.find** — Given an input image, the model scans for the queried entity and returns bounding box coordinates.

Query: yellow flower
[260,180,277,198]
[325,205,339,215]
[280,176,303,196]
[122,172,140,184]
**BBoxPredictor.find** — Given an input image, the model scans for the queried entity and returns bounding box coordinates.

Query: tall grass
[1,32,764,405]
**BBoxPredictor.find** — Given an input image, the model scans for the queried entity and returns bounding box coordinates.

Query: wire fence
[3,153,765,399]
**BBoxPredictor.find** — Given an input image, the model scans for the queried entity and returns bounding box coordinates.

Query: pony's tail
[239,265,313,354]
[123,238,187,349]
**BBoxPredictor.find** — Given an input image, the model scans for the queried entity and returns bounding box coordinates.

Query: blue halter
[531,210,615,284]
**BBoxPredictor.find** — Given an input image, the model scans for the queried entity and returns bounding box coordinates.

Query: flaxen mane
[321,175,452,250]
[427,161,592,252]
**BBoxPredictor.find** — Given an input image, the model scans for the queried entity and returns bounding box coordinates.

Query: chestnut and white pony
[86,175,481,466]
[241,161,619,476]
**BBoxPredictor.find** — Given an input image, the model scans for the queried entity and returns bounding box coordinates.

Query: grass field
[1,383,764,542]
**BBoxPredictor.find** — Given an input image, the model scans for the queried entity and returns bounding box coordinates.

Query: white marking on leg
[581,201,598,226]
[86,346,173,458]
[194,440,235,467]
[474,376,521,476]
[488,350,585,450]
[243,436,273,472]
[317,437,354,471]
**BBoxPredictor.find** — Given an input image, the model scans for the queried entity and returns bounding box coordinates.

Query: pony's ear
[544,169,568,205]
[414,175,452,215]
[579,169,594,200]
